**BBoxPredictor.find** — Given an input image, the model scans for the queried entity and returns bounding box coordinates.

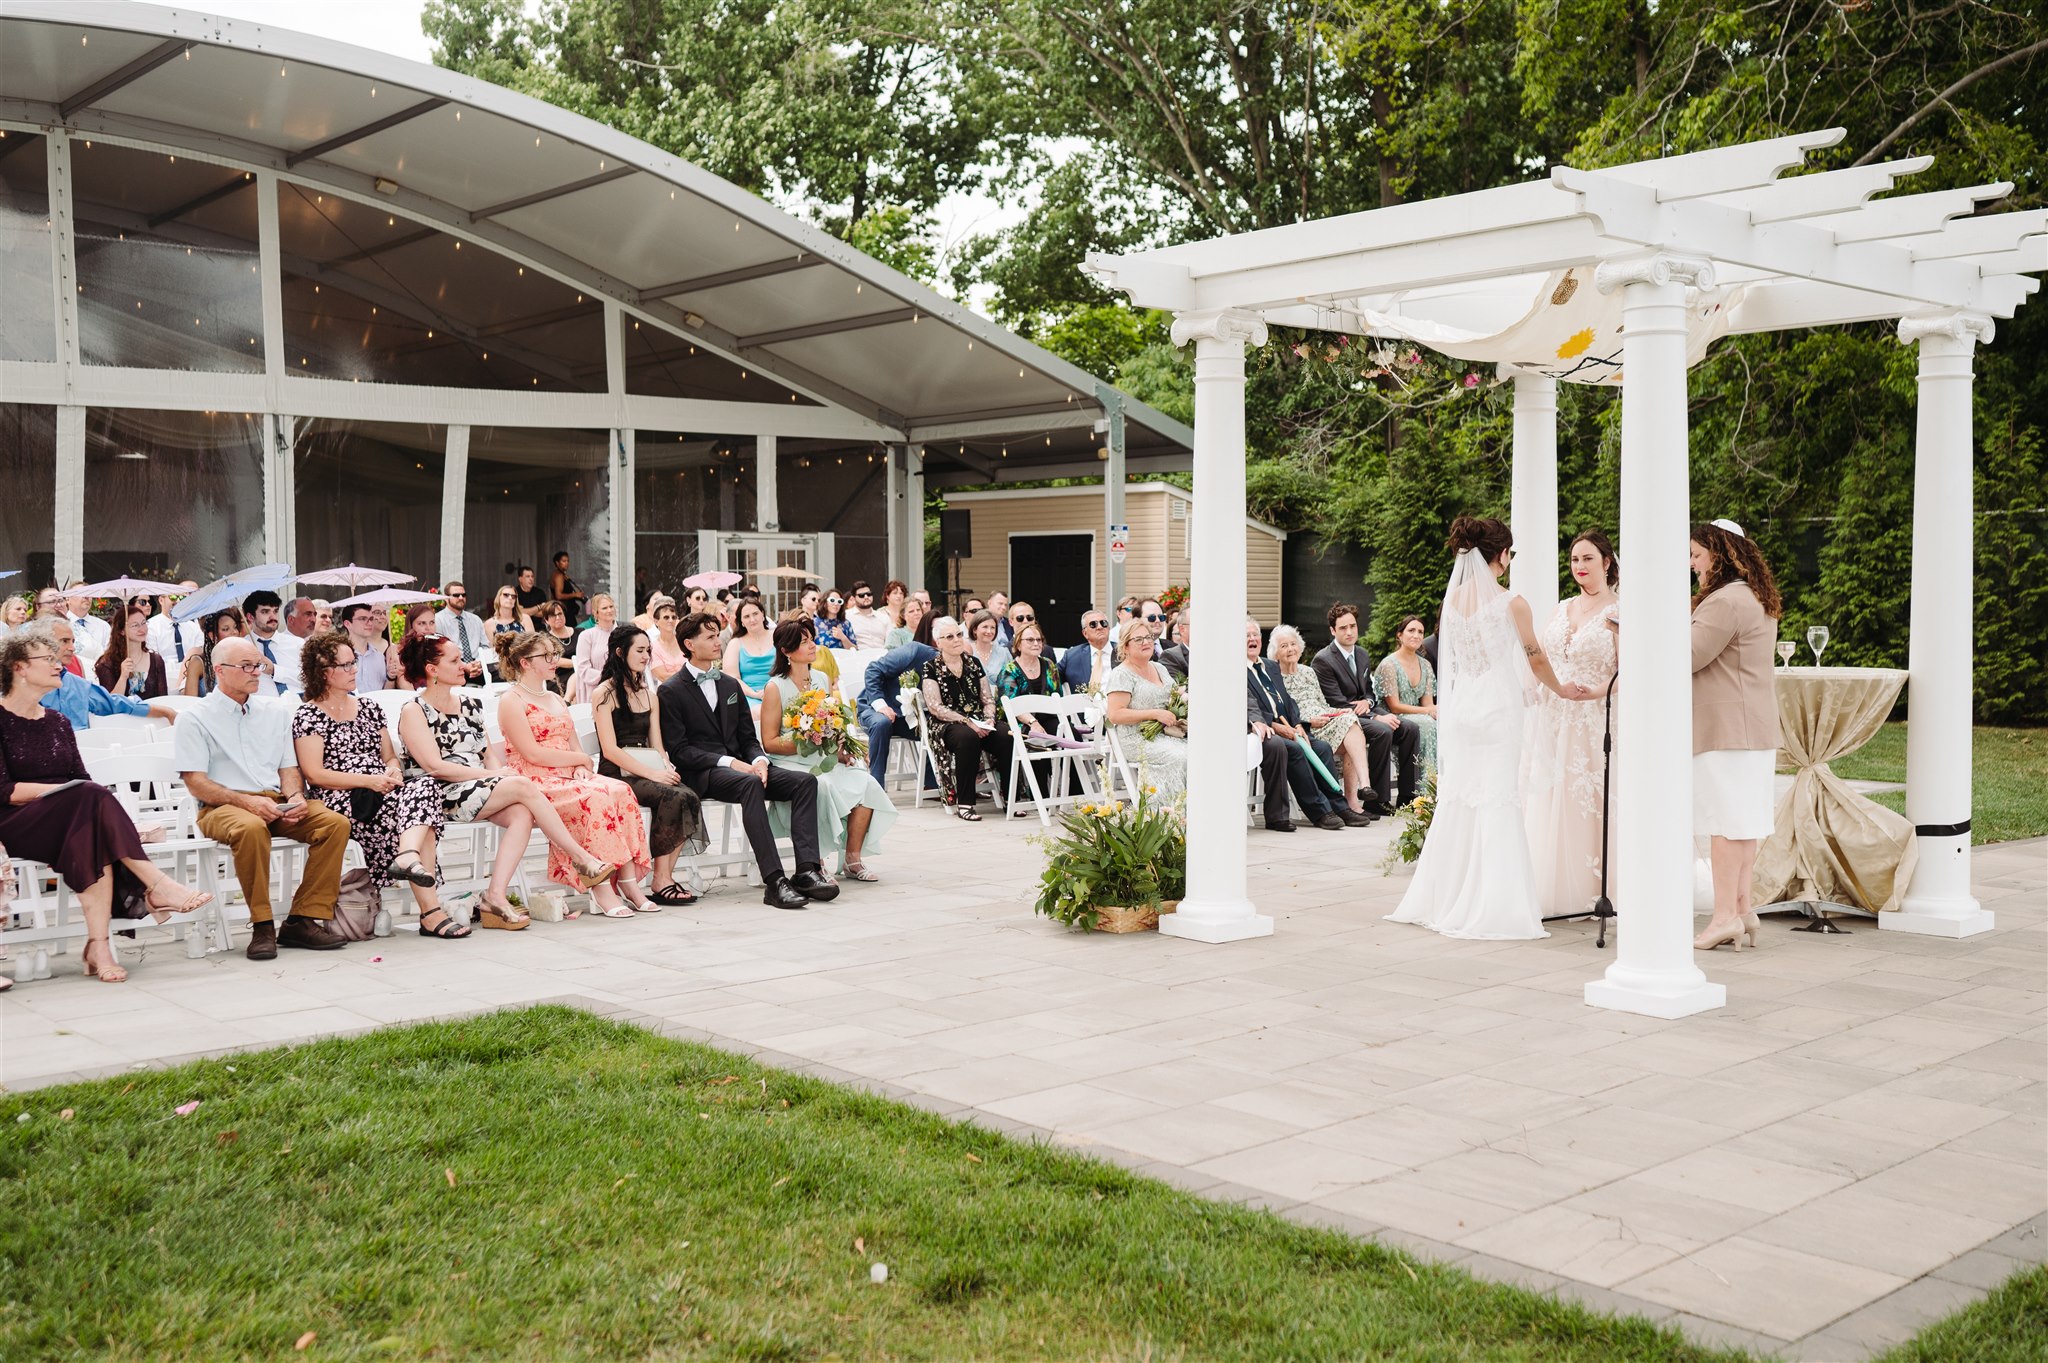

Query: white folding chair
[1002,694,1106,825]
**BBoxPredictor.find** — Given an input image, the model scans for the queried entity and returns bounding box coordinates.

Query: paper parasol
[75,575,184,602]
[297,562,417,591]
[173,564,297,621]
[682,570,743,591]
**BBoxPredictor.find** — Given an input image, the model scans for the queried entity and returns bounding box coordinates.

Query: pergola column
[1889,312,1997,938]
[1506,367,1560,620]
[1162,308,1272,944]
[1585,255,1726,1019]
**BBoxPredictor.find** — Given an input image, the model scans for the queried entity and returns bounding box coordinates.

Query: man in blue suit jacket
[1057,609,1117,691]
[857,640,937,786]
[1245,619,1366,831]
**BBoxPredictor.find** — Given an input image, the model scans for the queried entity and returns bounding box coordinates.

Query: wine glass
[1806,625,1830,666]
[1776,640,1796,668]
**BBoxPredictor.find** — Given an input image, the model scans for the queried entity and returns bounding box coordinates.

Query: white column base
[1160,903,1274,943]
[1881,902,1995,938]
[1584,970,1726,1020]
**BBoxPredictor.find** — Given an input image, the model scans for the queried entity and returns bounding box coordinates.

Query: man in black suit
[1245,619,1358,831]
[1312,601,1419,813]
[657,611,838,910]
[1156,612,1190,680]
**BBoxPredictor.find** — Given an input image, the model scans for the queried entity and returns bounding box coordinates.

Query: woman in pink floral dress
[496,632,650,917]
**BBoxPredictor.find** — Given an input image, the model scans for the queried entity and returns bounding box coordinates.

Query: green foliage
[1032,789,1187,929]
[1379,774,1438,870]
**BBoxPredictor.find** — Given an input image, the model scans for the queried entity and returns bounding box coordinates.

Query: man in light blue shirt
[39,619,179,730]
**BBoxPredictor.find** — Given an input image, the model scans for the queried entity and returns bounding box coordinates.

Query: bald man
[173,638,351,958]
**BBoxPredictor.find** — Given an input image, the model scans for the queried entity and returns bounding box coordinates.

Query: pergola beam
[637,253,823,302]
[909,405,1105,442]
[146,171,252,228]
[57,37,188,119]
[470,166,636,221]
[284,97,447,168]
[735,307,917,350]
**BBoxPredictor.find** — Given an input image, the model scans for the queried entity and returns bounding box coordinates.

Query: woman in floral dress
[919,616,1010,820]
[290,631,463,938]
[1101,618,1187,805]
[1268,624,1376,818]
[496,631,650,917]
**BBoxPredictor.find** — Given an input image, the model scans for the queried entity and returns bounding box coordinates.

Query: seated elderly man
[1245,618,1354,832]
[856,637,938,787]
[174,637,351,958]
[40,619,181,730]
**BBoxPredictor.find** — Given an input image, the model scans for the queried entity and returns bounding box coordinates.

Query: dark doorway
[1009,533,1094,647]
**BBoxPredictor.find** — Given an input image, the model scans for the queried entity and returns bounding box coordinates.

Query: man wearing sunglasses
[1004,601,1036,652]
[1058,610,1117,691]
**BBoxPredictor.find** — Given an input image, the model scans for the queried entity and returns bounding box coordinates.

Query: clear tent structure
[1086,129,2044,1018]
[0,0,1190,607]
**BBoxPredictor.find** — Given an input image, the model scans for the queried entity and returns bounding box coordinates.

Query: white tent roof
[0,0,1193,478]
[1088,130,2044,383]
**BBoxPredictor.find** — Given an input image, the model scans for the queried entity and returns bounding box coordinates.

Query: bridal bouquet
[1138,682,1188,741]
[790,687,866,772]
[1380,774,1438,871]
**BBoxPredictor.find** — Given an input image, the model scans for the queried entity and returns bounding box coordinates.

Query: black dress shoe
[1361,796,1395,817]
[1338,808,1375,827]
[1264,816,1297,832]
[763,877,810,911]
[789,869,839,902]
[1313,812,1347,831]
[276,916,347,951]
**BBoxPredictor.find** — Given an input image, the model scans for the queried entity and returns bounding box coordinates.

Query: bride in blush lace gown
[1387,516,1588,941]
[1523,532,1621,919]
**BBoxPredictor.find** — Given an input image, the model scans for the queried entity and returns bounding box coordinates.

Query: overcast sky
[194,0,1024,294]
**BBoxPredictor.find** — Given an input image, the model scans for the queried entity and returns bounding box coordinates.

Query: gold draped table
[1754,666,1918,916]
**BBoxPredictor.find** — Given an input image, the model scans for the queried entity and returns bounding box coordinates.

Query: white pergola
[1087,129,2044,1018]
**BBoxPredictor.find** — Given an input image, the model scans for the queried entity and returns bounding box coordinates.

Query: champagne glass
[1776,640,1796,668]
[1806,625,1830,666]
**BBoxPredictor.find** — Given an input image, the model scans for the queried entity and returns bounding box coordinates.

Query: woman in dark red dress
[0,629,212,983]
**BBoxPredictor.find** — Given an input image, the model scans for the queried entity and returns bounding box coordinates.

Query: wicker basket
[1092,900,1177,934]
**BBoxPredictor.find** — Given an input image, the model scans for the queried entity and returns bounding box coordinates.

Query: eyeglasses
[447,592,466,600]
[20,651,57,665]
[217,661,266,674]
[1144,613,1166,623]
[1128,633,1157,645]
[826,597,842,605]
[327,659,357,672]
[933,631,962,641]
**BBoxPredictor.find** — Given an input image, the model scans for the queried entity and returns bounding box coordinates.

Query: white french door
[695,531,835,619]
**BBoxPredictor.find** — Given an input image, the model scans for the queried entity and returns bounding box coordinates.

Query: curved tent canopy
[0,0,1191,479]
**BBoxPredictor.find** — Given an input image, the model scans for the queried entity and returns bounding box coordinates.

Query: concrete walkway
[4,808,2041,1361]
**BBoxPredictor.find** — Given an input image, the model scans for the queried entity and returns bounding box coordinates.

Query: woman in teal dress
[1372,615,1439,778]
[760,619,894,881]
[722,598,776,713]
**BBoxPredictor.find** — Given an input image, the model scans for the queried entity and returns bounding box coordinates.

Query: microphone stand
[1541,668,1618,948]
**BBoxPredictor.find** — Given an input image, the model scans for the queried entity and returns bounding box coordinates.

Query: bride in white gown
[1388,516,1587,940]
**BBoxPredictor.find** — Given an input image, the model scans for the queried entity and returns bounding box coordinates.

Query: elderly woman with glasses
[0,628,213,983]
[1102,618,1187,805]
[993,619,1061,740]
[920,615,1011,820]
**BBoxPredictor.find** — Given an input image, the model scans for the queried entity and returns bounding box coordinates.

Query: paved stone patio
[3,805,2041,1361]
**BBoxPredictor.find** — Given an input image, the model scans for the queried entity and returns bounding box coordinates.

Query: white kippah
[1710,517,1746,538]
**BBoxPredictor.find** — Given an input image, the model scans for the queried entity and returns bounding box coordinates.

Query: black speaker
[940,509,972,560]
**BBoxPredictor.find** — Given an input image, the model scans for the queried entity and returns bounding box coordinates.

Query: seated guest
[921,615,1010,820]
[147,582,202,665]
[569,593,619,703]
[2,594,31,635]
[1312,602,1419,814]
[1268,624,1379,823]
[538,601,581,693]
[94,603,170,701]
[397,633,616,930]
[62,581,111,668]
[987,591,1012,646]
[961,597,985,619]
[484,583,528,647]
[242,590,300,698]
[291,631,464,940]
[760,621,895,883]
[513,564,548,624]
[656,610,836,910]
[592,625,706,908]
[777,609,841,691]
[42,619,179,729]
[1101,618,1186,805]
[885,596,927,649]
[964,608,1010,679]
[881,580,910,635]
[1058,609,1116,692]
[339,602,392,693]
[432,581,490,687]
[1373,615,1440,780]
[1003,600,1037,655]
[722,598,776,709]
[680,585,712,622]
[175,638,353,958]
[645,595,686,683]
[550,550,588,621]
[855,636,936,787]
[994,619,1062,741]
[312,600,334,633]
[843,581,891,649]
[497,632,647,917]
[274,596,319,696]
[0,631,212,983]
[179,607,245,697]
[1155,613,1190,680]
[385,602,439,690]
[1115,595,1141,623]
[1247,619,1350,832]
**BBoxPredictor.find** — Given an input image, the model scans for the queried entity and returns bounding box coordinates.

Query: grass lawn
[2,1007,2039,1361]
[1818,723,2047,845]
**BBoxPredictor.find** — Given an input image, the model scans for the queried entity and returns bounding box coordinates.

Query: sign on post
[1108,523,1128,564]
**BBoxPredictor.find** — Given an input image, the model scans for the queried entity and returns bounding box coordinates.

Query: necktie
[455,614,474,662]
[258,637,278,694]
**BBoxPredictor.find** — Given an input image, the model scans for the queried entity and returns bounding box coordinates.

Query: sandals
[385,851,439,888]
[83,935,128,984]
[476,894,530,931]
[575,860,619,889]
[649,882,697,907]
[586,899,637,919]
[841,861,879,882]
[953,804,982,822]
[417,908,471,940]
[143,879,214,925]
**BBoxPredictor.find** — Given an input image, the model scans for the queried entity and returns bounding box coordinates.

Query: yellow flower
[1556,327,1595,359]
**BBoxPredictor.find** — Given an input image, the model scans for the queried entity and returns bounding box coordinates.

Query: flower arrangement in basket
[1138,682,1187,741]
[1032,783,1186,933]
[896,668,921,707]
[1379,774,1438,872]
[789,687,867,773]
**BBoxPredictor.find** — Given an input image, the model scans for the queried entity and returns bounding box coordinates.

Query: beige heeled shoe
[1693,922,1745,952]
[1741,910,1763,949]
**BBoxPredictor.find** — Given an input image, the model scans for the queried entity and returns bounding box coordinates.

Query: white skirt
[1693,749,1776,839]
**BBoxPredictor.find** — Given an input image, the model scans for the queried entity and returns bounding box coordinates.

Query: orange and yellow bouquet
[790,687,867,773]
